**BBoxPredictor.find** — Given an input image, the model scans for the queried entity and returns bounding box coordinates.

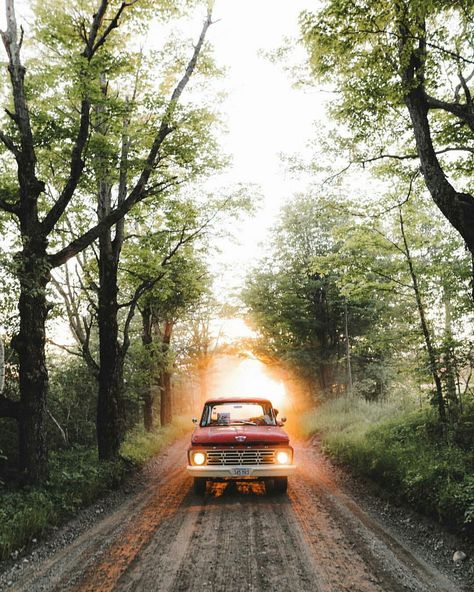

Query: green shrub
[121,417,188,465]
[0,419,188,560]
[304,395,474,536]
[0,491,54,559]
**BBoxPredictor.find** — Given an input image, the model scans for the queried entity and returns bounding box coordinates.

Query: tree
[125,203,211,430]
[138,252,208,429]
[322,174,472,419]
[300,0,474,295]
[132,189,252,428]
[0,0,215,483]
[243,194,377,397]
[173,293,228,404]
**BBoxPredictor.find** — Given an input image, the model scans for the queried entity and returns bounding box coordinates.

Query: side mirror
[192,418,198,424]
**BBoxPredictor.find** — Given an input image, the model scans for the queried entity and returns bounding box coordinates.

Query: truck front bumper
[186,464,296,479]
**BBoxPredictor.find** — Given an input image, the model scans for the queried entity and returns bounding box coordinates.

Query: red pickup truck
[187,396,295,494]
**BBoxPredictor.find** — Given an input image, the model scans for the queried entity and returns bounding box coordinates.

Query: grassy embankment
[0,419,189,561]
[302,396,474,536]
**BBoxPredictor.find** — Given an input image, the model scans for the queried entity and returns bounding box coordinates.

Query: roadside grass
[0,419,189,561]
[121,416,189,464]
[303,395,474,536]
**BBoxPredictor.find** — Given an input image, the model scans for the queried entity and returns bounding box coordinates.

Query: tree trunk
[96,243,124,460]
[344,299,353,395]
[399,206,446,422]
[404,86,474,288]
[159,320,174,426]
[141,305,155,432]
[160,370,172,427]
[442,288,459,414]
[95,76,127,460]
[96,171,125,460]
[13,248,50,482]
[397,17,474,297]
[143,394,154,432]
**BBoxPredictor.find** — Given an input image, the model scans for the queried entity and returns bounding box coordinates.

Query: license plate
[232,467,250,476]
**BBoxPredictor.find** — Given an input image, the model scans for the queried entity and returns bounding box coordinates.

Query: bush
[304,395,474,536]
[0,419,188,561]
[121,417,188,465]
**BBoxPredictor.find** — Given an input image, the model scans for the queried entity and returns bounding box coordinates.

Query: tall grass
[303,394,474,536]
[301,395,416,440]
[121,417,189,465]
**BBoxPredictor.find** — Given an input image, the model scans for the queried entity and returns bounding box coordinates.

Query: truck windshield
[201,402,277,427]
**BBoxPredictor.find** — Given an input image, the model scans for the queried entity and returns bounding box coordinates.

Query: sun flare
[208,356,287,411]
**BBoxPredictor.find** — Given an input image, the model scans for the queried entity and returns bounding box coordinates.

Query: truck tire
[193,477,207,494]
[272,477,288,494]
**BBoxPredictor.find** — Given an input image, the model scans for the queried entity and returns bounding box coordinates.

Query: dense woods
[0,0,248,489]
[245,0,474,414]
[243,0,474,534]
[1,0,474,561]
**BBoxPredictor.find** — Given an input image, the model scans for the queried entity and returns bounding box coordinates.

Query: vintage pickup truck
[187,396,295,494]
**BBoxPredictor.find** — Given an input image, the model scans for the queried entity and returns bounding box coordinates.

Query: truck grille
[206,449,276,465]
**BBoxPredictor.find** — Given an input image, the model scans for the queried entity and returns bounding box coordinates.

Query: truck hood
[191,425,289,446]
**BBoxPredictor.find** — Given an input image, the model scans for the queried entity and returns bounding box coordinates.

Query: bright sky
[207,355,289,413]
[203,0,325,297]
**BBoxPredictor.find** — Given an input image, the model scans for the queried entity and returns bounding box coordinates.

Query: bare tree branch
[47,408,69,446]
[46,338,82,357]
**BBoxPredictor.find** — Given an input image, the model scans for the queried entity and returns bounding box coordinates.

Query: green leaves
[300,0,474,172]
[243,193,377,392]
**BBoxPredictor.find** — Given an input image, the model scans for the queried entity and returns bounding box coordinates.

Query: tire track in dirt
[71,471,189,592]
[113,493,206,591]
[290,444,461,592]
[10,441,189,592]
[7,438,467,592]
[162,482,321,592]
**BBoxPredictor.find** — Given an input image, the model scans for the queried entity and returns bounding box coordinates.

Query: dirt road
[4,439,471,592]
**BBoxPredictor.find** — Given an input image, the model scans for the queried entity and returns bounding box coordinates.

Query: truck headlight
[276,450,290,464]
[193,451,206,465]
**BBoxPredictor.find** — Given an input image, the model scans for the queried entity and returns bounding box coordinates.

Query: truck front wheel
[193,477,207,494]
[271,477,288,494]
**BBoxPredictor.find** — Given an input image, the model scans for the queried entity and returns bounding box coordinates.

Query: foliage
[0,0,223,482]
[0,419,187,560]
[326,182,473,418]
[47,356,99,448]
[299,0,474,159]
[244,194,398,397]
[304,395,474,535]
[121,416,188,464]
[298,0,474,303]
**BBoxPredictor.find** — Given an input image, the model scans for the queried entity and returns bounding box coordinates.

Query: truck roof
[204,396,274,405]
